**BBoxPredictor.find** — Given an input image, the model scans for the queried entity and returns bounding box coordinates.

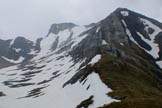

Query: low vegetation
[94,52,162,108]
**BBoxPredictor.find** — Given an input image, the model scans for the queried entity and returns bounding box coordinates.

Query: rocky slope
[0,8,162,108]
[0,36,41,68]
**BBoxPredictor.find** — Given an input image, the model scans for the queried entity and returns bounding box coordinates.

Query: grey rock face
[69,27,102,62]
[85,23,97,28]
[11,37,34,57]
[35,38,43,52]
[66,9,130,85]
[0,36,42,68]
[69,8,129,63]
[0,39,19,68]
[155,32,162,60]
[0,39,19,60]
[100,10,129,47]
[47,23,76,35]
[51,36,59,51]
[116,8,162,60]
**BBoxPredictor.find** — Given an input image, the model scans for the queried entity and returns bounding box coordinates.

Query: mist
[0,0,161,40]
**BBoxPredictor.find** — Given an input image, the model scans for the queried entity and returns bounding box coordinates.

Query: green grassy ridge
[94,53,162,108]
[100,98,162,108]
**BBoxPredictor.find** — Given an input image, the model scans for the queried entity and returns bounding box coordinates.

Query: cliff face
[0,36,42,68]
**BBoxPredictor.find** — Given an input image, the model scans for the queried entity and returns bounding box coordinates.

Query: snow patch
[122,18,161,59]
[140,18,161,41]
[86,72,119,108]
[28,49,37,55]
[96,27,101,33]
[102,40,107,45]
[2,56,25,64]
[156,61,162,68]
[70,26,88,48]
[139,18,162,58]
[120,43,124,46]
[57,29,71,46]
[121,11,129,17]
[136,32,159,58]
[10,38,15,46]
[14,48,21,53]
[89,55,101,66]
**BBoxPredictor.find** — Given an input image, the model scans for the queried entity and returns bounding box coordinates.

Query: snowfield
[0,25,118,108]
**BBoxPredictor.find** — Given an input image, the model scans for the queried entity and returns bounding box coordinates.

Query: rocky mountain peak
[47,22,77,35]
[99,7,162,60]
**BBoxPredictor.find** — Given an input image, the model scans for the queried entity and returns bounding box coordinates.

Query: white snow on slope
[140,18,162,59]
[38,26,87,59]
[102,40,107,45]
[120,43,124,46]
[9,38,16,46]
[28,49,37,55]
[58,29,71,45]
[1,56,25,64]
[70,26,88,48]
[87,72,119,108]
[89,55,101,66]
[136,32,159,58]
[96,27,101,33]
[122,18,162,59]
[0,53,117,108]
[0,26,118,108]
[121,11,129,17]
[14,48,21,53]
[156,61,162,68]
[122,18,162,70]
[39,33,57,56]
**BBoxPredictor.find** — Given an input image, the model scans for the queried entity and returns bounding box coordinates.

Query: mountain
[0,36,42,68]
[0,8,162,108]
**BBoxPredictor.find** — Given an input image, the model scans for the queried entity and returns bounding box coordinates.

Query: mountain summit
[0,8,162,108]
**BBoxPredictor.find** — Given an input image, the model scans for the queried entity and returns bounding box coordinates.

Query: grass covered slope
[94,44,162,108]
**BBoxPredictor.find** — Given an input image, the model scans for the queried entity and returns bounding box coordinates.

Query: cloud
[0,0,161,40]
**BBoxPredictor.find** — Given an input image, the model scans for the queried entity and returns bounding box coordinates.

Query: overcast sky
[0,0,162,40]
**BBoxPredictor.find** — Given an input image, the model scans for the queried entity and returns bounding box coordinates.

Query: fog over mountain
[0,0,161,40]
